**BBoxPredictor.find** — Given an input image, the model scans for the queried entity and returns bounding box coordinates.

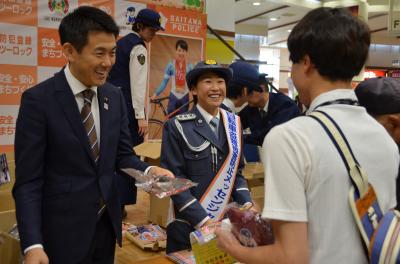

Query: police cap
[186,60,233,89]
[228,61,262,93]
[135,8,164,31]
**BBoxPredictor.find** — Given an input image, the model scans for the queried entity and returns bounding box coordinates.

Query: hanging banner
[0,0,207,152]
[389,0,400,36]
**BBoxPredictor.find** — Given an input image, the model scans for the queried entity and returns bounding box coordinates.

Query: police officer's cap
[186,60,233,89]
[355,77,400,115]
[135,8,165,31]
[228,61,262,93]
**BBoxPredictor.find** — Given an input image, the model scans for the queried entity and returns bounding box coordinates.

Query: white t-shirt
[261,89,399,264]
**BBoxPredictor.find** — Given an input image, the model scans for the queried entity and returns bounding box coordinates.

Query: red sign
[363,69,386,79]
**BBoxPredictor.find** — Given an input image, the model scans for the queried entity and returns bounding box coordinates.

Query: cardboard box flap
[0,210,16,231]
[134,142,161,160]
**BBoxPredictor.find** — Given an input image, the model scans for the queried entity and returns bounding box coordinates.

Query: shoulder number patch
[137,54,145,65]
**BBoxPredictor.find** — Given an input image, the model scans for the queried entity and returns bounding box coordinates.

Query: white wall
[234,34,261,61]
[367,44,400,67]
[206,0,235,32]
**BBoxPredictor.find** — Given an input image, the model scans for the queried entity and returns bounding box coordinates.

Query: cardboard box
[134,141,161,166]
[0,210,21,264]
[0,152,15,212]
[243,162,264,188]
[134,141,170,228]
[0,191,15,212]
[149,195,170,228]
[250,186,265,212]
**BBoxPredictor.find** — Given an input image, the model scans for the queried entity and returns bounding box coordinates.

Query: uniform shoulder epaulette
[176,113,196,121]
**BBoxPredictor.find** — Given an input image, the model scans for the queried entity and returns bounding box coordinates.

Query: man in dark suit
[12,6,172,264]
[226,61,300,146]
[161,60,252,253]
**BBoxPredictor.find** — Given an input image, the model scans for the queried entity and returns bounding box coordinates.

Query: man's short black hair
[227,82,245,99]
[132,22,151,32]
[287,7,370,82]
[59,6,119,53]
[176,39,188,51]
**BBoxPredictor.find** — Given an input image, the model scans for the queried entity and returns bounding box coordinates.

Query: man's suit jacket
[12,70,148,263]
[239,92,300,146]
[161,106,251,252]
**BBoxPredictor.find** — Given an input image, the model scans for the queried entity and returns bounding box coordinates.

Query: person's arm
[116,89,172,177]
[160,120,209,227]
[12,88,48,262]
[129,44,148,136]
[153,62,173,97]
[216,220,309,264]
[217,120,311,263]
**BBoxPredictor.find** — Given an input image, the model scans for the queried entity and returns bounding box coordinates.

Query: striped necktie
[210,116,219,136]
[81,89,100,163]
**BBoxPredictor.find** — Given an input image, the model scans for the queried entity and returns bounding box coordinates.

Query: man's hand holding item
[148,166,174,178]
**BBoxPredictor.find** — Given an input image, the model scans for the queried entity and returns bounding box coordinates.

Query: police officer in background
[355,77,400,210]
[161,60,252,253]
[108,8,164,217]
[226,61,300,146]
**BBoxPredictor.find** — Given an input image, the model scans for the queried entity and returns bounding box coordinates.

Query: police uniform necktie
[81,89,100,163]
[210,116,219,137]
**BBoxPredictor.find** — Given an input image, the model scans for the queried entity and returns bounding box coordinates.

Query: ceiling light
[270,17,278,21]
[253,2,261,5]
[287,29,292,32]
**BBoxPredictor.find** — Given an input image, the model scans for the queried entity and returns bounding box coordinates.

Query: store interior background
[206,0,400,98]
[1,0,399,263]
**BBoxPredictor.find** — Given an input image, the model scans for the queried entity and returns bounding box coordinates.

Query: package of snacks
[226,203,274,247]
[121,168,197,198]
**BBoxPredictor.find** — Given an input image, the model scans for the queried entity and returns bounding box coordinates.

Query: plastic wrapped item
[121,168,197,198]
[226,203,274,247]
[8,224,19,240]
[125,224,167,251]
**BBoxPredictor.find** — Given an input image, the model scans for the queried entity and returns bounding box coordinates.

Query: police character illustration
[108,8,164,217]
[160,60,253,253]
[125,6,136,25]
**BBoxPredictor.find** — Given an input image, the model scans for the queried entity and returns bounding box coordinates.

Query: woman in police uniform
[160,60,253,253]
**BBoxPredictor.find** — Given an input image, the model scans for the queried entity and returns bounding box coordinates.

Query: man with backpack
[216,7,399,264]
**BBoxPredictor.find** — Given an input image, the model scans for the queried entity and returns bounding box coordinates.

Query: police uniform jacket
[240,92,300,146]
[161,106,252,250]
[108,33,147,204]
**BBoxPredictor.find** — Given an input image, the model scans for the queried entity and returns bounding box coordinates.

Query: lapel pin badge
[104,97,109,110]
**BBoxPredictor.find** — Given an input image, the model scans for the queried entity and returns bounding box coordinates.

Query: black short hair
[287,7,370,82]
[132,22,152,32]
[176,39,188,51]
[226,82,245,99]
[59,6,119,53]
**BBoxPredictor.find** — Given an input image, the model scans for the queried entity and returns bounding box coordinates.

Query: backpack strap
[308,111,369,196]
